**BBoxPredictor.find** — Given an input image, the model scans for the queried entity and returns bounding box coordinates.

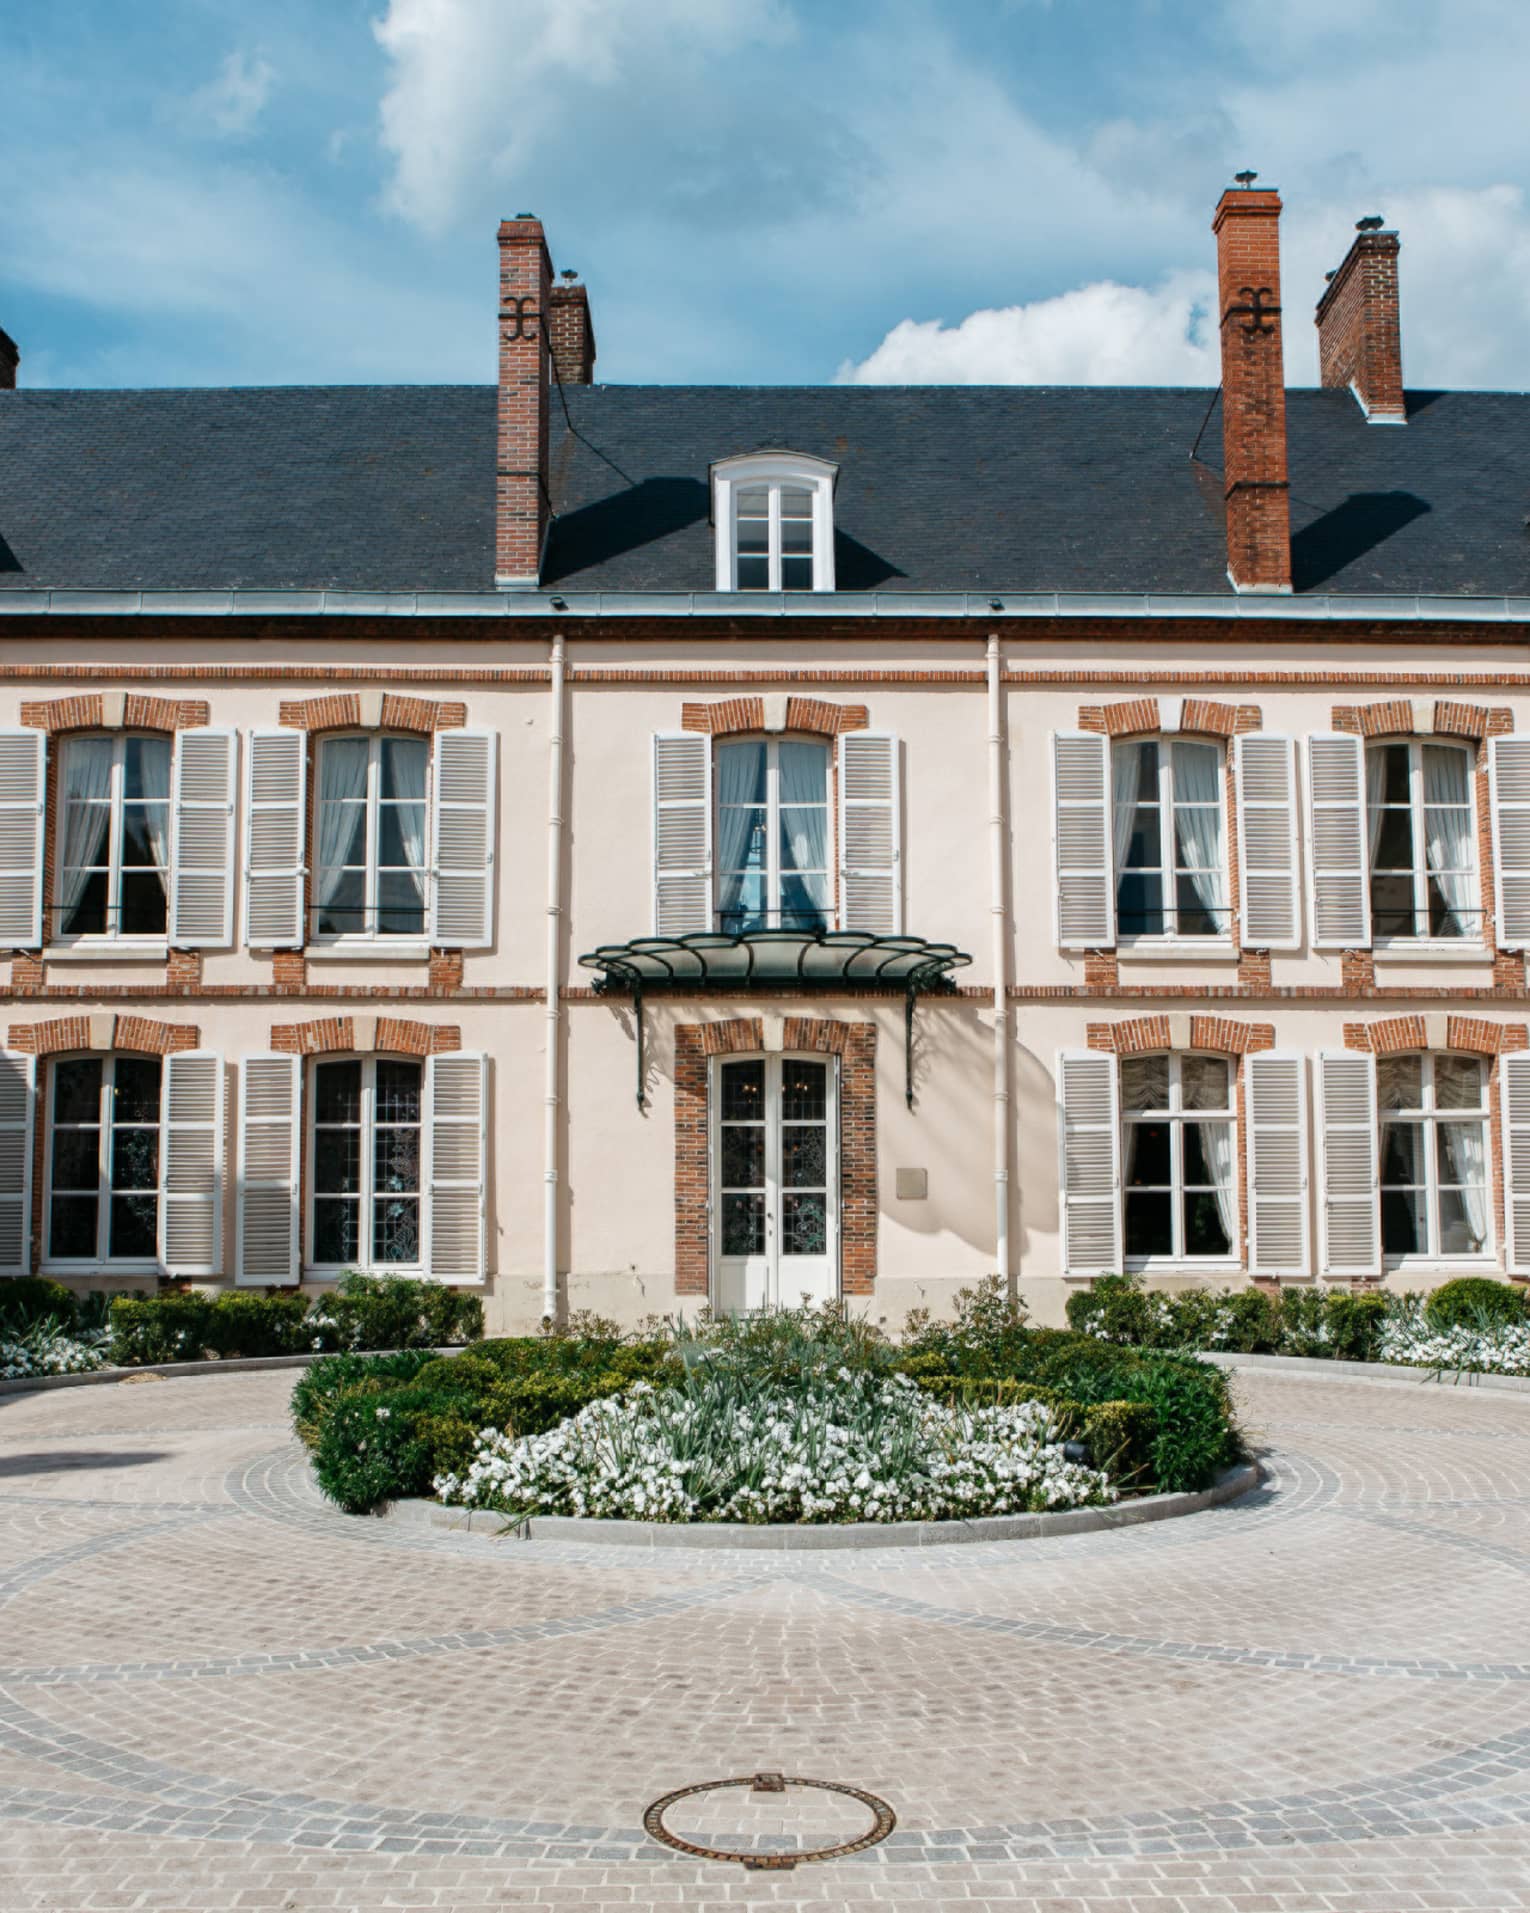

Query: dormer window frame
[710,451,838,594]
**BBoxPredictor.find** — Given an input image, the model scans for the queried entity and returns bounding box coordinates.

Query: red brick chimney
[496,214,553,588]
[0,328,18,390]
[1213,182,1291,593]
[548,278,596,385]
[1315,223,1404,423]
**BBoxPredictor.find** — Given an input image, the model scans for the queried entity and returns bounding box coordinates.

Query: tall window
[46,1054,161,1264]
[1112,738,1228,940]
[313,735,428,940]
[309,1056,422,1270]
[1122,1053,1235,1262]
[734,485,815,592]
[1379,1053,1490,1259]
[1366,740,1479,941]
[55,734,171,940]
[716,738,831,933]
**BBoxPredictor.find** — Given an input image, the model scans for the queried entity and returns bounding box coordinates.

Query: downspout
[987,634,1011,1285]
[543,633,566,1326]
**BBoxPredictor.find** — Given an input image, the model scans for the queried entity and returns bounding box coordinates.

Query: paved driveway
[1,1367,1528,1911]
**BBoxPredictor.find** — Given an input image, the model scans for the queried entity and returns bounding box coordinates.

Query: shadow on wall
[1013,1041,1060,1257]
[1290,490,1431,592]
[895,1002,994,1259]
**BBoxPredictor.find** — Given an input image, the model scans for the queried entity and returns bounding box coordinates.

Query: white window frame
[1378,1050,1494,1269]
[305,1052,425,1277]
[1112,735,1233,950]
[1121,1051,1239,1273]
[310,732,432,950]
[51,731,173,951]
[43,1052,164,1273]
[714,733,834,933]
[1366,737,1482,950]
[711,452,837,593]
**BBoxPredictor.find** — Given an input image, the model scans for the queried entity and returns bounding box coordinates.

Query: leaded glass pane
[782,1126,826,1188]
[721,1127,763,1189]
[1377,1055,1423,1112]
[1120,1055,1169,1113]
[315,1061,362,1125]
[373,1196,419,1265]
[721,1192,764,1256]
[721,1061,764,1122]
[53,1058,101,1127]
[375,1061,422,1124]
[112,1058,161,1125]
[781,1061,827,1122]
[314,1130,360,1195]
[782,1192,827,1256]
[1179,1055,1230,1111]
[314,1198,359,1266]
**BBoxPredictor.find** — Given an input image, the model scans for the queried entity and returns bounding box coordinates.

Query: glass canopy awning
[577,930,973,1109]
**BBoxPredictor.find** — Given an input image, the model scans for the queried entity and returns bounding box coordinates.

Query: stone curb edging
[1200,1350,1530,1395]
[372,1459,1263,1551]
[0,1346,472,1398]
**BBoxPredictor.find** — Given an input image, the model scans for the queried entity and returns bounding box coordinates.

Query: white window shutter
[1235,734,1301,950]
[1489,738,1530,951]
[1502,1051,1530,1274]
[236,1054,300,1285]
[169,729,236,947]
[0,729,45,950]
[652,732,712,937]
[1057,1049,1122,1277]
[1245,1051,1310,1277]
[839,731,901,934]
[430,729,497,949]
[1305,734,1371,950]
[160,1051,224,1277]
[0,1052,36,1275]
[244,730,306,950]
[1316,1049,1381,1277]
[425,1052,487,1285]
[1052,732,1114,950]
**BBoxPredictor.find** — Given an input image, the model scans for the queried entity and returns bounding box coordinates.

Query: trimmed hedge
[907,1373,1159,1489]
[0,1277,79,1333]
[1425,1276,1529,1332]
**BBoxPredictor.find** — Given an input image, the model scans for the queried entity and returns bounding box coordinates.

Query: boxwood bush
[1424,1276,1529,1332]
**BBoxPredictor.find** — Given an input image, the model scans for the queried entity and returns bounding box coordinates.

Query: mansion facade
[1,185,1529,1331]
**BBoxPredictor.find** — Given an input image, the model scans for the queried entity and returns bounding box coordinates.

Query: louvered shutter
[1489,738,1530,950]
[430,729,497,949]
[160,1051,224,1276]
[1057,1049,1122,1276]
[236,1054,300,1285]
[652,732,712,936]
[244,731,306,949]
[0,729,45,950]
[0,1052,36,1276]
[169,729,236,947]
[1245,1051,1310,1277]
[839,731,902,933]
[425,1052,487,1284]
[1305,734,1371,949]
[1502,1051,1530,1274]
[1235,734,1301,950]
[1052,732,1114,949]
[1316,1049,1381,1277]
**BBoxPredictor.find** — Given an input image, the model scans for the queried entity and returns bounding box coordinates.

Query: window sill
[44,942,169,964]
[1372,943,1491,965]
[1117,940,1238,963]
[305,943,431,964]
[304,1267,423,1282]
[1125,1258,1242,1277]
[1382,1256,1497,1275]
[42,1261,161,1277]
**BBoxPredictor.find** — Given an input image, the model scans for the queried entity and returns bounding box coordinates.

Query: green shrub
[291,1348,438,1448]
[0,1276,77,1333]
[1081,1400,1159,1488]
[109,1294,214,1364]
[308,1273,484,1352]
[1425,1276,1528,1332]
[904,1371,1078,1425]
[200,1291,313,1358]
[1321,1290,1390,1360]
[310,1386,433,1513]
[901,1274,1034,1377]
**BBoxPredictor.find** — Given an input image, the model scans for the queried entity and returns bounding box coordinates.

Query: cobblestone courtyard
[2,1367,1529,1910]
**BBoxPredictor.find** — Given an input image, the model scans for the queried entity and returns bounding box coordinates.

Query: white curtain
[389,742,428,914]
[1111,742,1141,879]
[1423,747,1474,937]
[317,738,370,919]
[1202,1119,1236,1250]
[716,742,764,927]
[1366,748,1387,870]
[778,741,829,926]
[1172,743,1227,931]
[141,740,172,904]
[1438,1118,1488,1252]
[58,739,114,929]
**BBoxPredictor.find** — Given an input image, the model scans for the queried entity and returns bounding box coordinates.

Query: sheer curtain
[1439,1119,1488,1252]
[141,740,172,909]
[58,740,114,931]
[715,743,763,929]
[1111,743,1141,882]
[390,744,428,917]
[1172,744,1227,932]
[1423,748,1475,937]
[317,739,370,924]
[1366,748,1387,870]
[1203,1120,1236,1249]
[778,742,829,927]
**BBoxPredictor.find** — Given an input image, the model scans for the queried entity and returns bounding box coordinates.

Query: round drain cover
[644,1772,896,1870]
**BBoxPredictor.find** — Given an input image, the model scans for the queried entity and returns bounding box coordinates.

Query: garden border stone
[1200,1351,1530,1394]
[373,1459,1263,1549]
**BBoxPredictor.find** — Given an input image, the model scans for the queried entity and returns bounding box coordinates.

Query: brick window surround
[681,696,869,737]
[1330,699,1512,740]
[277,693,468,733]
[20,694,211,735]
[1077,697,1262,738]
[8,1014,199,1056]
[674,1015,877,1300]
[269,1016,461,1056]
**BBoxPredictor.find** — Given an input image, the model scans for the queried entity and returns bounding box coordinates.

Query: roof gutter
[0,589,1528,623]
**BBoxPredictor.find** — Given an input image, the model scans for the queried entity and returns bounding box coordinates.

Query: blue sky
[4,0,1529,391]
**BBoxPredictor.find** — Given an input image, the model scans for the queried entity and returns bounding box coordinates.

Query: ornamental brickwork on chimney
[1213,185,1292,593]
[496,215,553,588]
[1316,226,1405,423]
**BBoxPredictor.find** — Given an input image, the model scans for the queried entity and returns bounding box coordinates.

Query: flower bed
[0,1318,111,1380]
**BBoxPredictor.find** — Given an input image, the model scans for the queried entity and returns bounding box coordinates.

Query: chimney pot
[0,328,17,390]
[1315,225,1405,423]
[1212,185,1292,593]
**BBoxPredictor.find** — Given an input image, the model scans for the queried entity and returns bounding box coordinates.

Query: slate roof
[1,381,1528,598]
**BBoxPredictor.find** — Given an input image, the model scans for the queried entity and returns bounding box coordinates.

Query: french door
[713,1054,839,1312]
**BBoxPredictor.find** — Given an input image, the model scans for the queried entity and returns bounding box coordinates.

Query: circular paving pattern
[3,1367,1530,1909]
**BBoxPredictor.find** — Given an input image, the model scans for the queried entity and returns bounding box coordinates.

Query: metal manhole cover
[644,1771,896,1870]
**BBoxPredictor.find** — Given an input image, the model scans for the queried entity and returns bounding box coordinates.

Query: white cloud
[186,50,274,138]
[839,271,1217,385]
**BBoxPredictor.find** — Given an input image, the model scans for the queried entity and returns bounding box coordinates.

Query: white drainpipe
[987,634,1011,1284]
[543,633,566,1326]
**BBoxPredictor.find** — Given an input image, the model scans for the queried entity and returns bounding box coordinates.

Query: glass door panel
[713,1054,838,1311]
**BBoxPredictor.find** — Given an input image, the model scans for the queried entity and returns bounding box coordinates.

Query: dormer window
[711,452,836,593]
